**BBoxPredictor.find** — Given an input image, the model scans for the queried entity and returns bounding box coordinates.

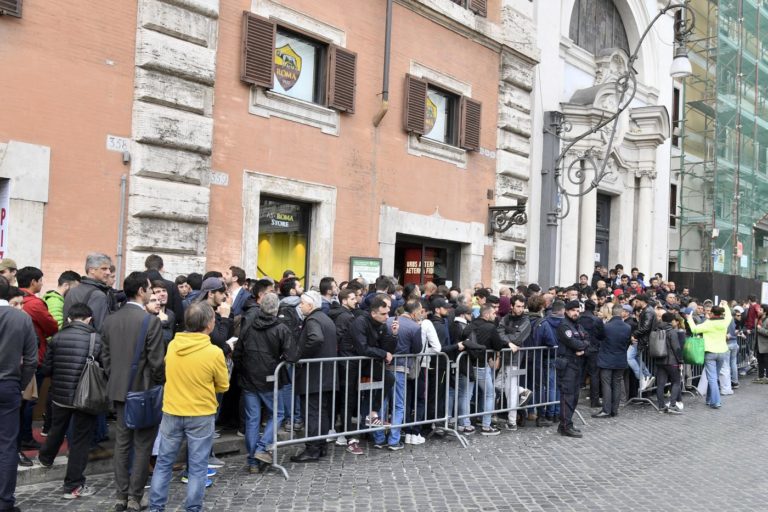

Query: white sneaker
[404,434,413,444]
[335,435,347,446]
[639,377,648,391]
[411,434,426,445]
[675,401,684,410]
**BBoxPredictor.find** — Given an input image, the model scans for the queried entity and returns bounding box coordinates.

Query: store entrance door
[394,235,460,287]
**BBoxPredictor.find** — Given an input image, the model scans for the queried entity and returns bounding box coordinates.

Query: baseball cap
[431,297,450,310]
[200,277,226,297]
[621,304,634,313]
[564,300,580,311]
[0,258,18,272]
[733,306,744,314]
[455,305,471,316]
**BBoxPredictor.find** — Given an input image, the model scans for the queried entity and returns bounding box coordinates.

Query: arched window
[569,0,630,56]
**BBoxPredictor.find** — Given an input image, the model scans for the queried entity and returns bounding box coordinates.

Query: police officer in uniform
[556,300,589,438]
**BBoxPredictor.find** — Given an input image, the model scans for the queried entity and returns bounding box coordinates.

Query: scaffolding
[675,0,768,279]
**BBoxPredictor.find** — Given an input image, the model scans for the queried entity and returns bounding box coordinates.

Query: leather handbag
[649,329,668,359]
[124,315,164,430]
[73,333,110,414]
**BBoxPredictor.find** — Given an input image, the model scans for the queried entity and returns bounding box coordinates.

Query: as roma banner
[275,44,302,91]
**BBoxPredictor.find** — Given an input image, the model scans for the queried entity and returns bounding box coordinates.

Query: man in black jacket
[144,254,184,330]
[63,253,114,332]
[0,275,37,511]
[39,303,102,499]
[199,277,234,357]
[497,295,529,431]
[291,291,340,462]
[464,305,511,436]
[339,295,394,435]
[630,294,656,391]
[577,300,605,408]
[556,301,589,438]
[233,293,292,471]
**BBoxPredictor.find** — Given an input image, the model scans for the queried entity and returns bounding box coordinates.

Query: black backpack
[277,303,302,340]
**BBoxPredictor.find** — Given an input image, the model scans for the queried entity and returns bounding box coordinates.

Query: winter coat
[328,302,355,352]
[41,322,102,407]
[577,311,605,353]
[63,278,112,332]
[653,321,682,366]
[43,290,65,328]
[21,290,59,366]
[233,310,294,393]
[597,317,631,369]
[295,309,338,394]
[755,317,768,353]
[633,305,656,349]
[463,317,506,368]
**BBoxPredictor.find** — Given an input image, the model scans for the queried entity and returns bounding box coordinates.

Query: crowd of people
[0,255,763,512]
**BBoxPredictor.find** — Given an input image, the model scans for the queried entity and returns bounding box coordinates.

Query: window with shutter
[468,0,487,17]
[459,97,482,151]
[327,46,357,113]
[0,0,22,17]
[241,12,276,88]
[404,74,428,135]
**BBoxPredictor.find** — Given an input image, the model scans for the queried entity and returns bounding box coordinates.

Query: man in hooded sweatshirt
[149,301,229,512]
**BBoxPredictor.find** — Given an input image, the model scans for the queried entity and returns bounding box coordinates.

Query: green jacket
[689,305,731,354]
[43,290,65,329]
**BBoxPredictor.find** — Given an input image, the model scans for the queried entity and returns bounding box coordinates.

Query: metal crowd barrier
[625,344,660,410]
[453,346,567,430]
[269,352,463,479]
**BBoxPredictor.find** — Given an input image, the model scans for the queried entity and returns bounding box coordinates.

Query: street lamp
[537,0,694,285]
[550,0,695,220]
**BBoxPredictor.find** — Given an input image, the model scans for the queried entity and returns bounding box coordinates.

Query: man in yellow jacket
[687,299,730,409]
[148,301,229,512]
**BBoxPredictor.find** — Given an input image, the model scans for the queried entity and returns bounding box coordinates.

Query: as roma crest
[424,94,438,134]
[275,44,302,91]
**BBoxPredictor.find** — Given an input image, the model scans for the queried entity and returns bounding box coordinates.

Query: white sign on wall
[0,179,9,260]
[106,135,130,153]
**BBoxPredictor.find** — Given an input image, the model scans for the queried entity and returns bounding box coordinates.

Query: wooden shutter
[0,0,22,17]
[459,96,482,151]
[403,74,428,135]
[326,45,357,113]
[241,12,276,88]
[468,0,487,17]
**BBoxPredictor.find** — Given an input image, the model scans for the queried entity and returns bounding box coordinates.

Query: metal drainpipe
[115,174,127,285]
[373,0,392,127]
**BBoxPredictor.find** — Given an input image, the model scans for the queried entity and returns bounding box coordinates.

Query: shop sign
[349,257,382,284]
[404,248,435,285]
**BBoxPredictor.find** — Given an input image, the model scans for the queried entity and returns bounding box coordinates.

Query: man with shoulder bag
[38,303,104,500]
[102,272,164,512]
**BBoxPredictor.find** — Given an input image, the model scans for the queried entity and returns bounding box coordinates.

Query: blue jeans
[456,373,474,427]
[243,390,280,466]
[627,344,650,380]
[149,414,215,512]
[545,361,560,417]
[474,367,494,428]
[728,342,739,384]
[374,371,405,446]
[704,352,728,407]
[279,365,303,425]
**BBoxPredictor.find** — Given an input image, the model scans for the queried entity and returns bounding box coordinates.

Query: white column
[578,188,597,278]
[634,170,656,274]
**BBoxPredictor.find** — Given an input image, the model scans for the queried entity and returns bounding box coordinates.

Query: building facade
[526,0,676,286]
[0,0,537,290]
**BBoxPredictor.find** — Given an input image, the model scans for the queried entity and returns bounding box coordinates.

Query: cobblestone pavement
[15,379,768,511]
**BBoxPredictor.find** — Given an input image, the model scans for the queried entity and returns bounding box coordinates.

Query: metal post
[539,111,563,287]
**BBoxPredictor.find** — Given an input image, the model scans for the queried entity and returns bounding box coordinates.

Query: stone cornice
[395,0,539,64]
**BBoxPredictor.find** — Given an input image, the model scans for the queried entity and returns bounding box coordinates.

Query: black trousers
[303,392,331,456]
[558,361,583,429]
[599,369,623,416]
[426,365,446,422]
[584,352,600,406]
[655,364,681,409]
[0,380,21,511]
[114,402,158,500]
[38,403,97,490]
[339,361,360,433]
